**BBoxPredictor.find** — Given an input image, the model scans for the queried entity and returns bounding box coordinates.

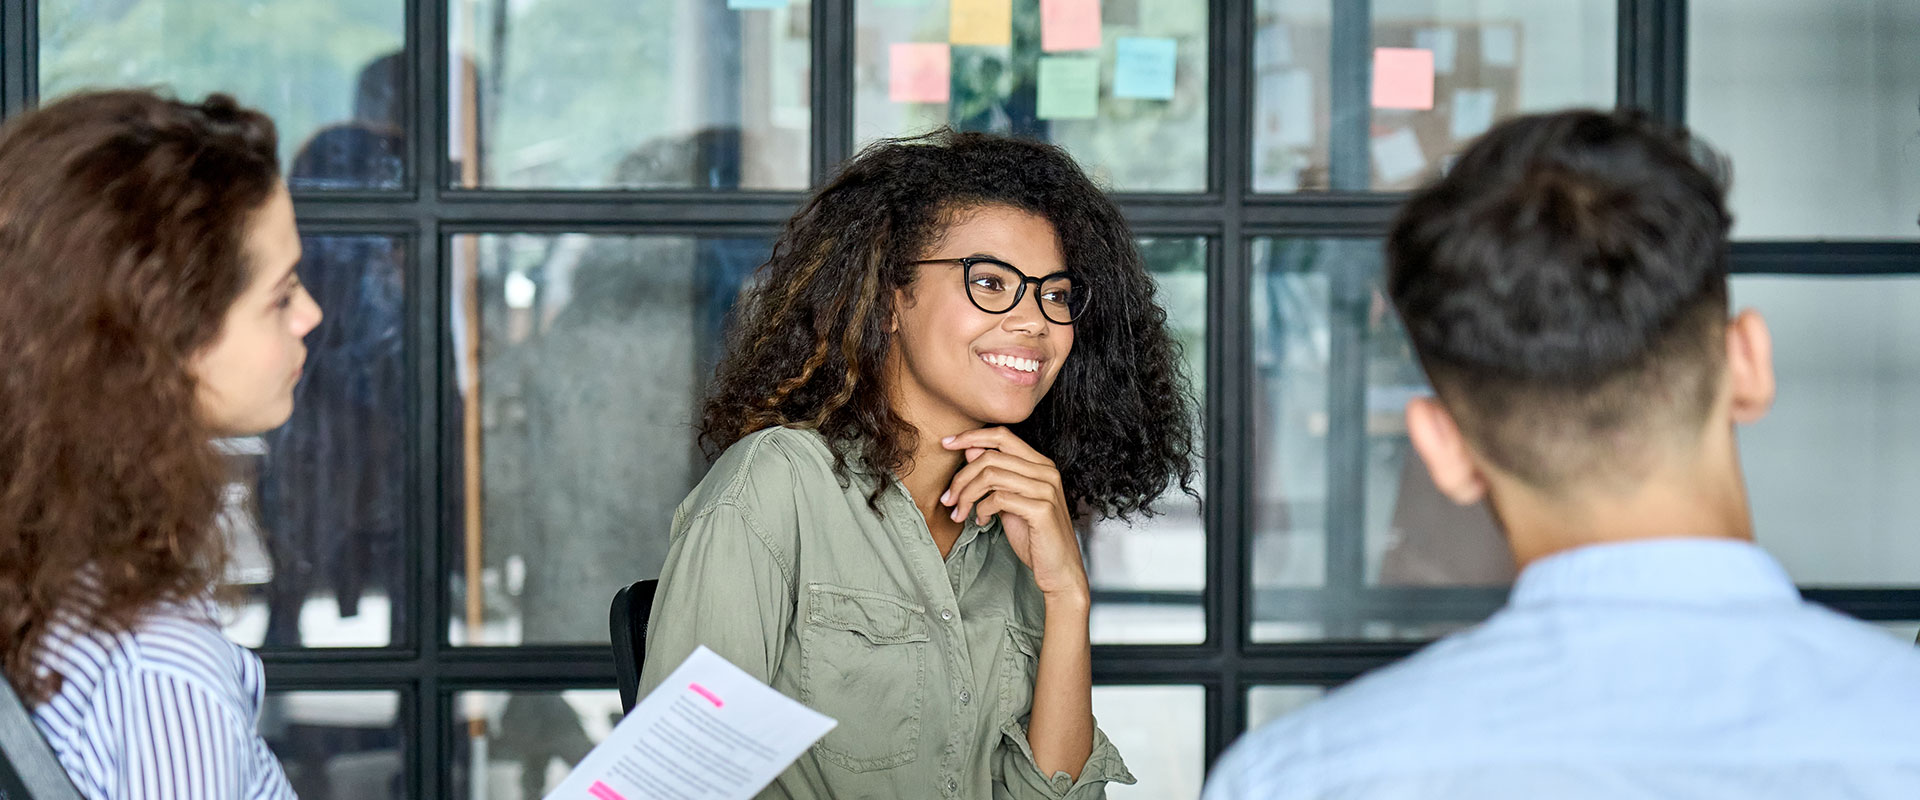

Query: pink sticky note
[1041,0,1102,52]
[1372,47,1435,110]
[588,781,626,800]
[889,43,951,104]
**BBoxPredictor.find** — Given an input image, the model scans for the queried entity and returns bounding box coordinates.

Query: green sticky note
[1037,56,1100,120]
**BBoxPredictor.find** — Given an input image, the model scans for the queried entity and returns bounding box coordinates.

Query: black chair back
[609,579,659,714]
[0,678,83,800]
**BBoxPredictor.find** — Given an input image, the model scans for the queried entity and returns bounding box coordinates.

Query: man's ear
[1725,309,1775,425]
[1406,396,1489,506]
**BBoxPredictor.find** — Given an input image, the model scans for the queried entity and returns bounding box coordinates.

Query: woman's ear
[1406,396,1490,506]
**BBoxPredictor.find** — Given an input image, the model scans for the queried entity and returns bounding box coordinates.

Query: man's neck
[1494,444,1756,570]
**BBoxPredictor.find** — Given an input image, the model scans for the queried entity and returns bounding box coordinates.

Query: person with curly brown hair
[0,90,320,799]
[635,129,1198,799]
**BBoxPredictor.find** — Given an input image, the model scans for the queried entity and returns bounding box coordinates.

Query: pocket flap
[806,584,930,645]
[1007,621,1044,657]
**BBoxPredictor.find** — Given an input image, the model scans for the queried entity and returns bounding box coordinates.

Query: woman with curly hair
[0,90,318,798]
[637,130,1198,799]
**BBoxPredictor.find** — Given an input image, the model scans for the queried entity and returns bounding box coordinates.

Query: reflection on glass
[1244,685,1326,731]
[223,235,408,649]
[1092,686,1203,800]
[1689,0,1920,238]
[452,690,621,800]
[1250,238,1336,609]
[451,0,810,190]
[1251,0,1614,192]
[40,0,407,190]
[1087,238,1207,645]
[261,690,405,800]
[1733,277,1920,583]
[854,0,1208,192]
[1250,238,1506,643]
[449,234,771,646]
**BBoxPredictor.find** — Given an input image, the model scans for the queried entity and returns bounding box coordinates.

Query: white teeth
[982,354,1038,373]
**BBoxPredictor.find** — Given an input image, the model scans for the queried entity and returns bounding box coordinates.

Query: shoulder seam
[700,499,797,591]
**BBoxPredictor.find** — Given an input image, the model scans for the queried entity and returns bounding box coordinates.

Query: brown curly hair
[0,90,281,704]
[702,130,1198,518]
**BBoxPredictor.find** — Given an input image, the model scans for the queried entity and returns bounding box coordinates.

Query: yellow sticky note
[950,0,1012,47]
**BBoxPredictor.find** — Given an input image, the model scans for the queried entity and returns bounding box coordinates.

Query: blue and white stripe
[28,593,295,800]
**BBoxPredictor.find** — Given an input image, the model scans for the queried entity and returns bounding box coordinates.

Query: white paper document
[543,646,836,800]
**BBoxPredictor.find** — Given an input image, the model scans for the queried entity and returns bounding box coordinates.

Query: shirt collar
[1509,537,1799,609]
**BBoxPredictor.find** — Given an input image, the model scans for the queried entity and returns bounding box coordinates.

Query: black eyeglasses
[911,257,1090,325]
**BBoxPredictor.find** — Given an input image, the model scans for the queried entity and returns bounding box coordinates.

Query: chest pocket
[800,583,931,772]
[997,621,1045,726]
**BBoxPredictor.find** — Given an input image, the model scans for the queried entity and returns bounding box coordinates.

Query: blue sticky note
[1113,37,1177,100]
[728,0,788,9]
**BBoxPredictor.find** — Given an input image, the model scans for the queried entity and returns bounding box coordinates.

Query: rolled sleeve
[996,717,1135,799]
[637,500,796,695]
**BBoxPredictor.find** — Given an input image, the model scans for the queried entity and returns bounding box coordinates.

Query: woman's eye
[972,277,1007,292]
[1041,288,1072,305]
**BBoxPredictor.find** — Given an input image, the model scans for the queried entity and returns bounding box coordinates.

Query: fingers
[941,427,1053,466]
[945,465,1056,524]
[971,490,1051,529]
[942,451,1061,518]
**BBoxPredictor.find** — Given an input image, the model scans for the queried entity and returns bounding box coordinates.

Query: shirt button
[946,777,958,793]
[940,609,954,622]
[959,690,971,705]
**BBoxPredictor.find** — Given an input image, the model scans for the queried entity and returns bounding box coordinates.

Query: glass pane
[854,0,1208,192]
[1734,276,1920,584]
[40,0,407,191]
[224,235,408,649]
[1249,238,1335,641]
[450,234,771,646]
[1093,686,1203,800]
[1688,1,1920,238]
[1244,685,1326,730]
[1088,238,1207,644]
[451,690,621,799]
[1251,237,1506,642]
[1252,0,1615,192]
[452,0,810,190]
[262,690,405,800]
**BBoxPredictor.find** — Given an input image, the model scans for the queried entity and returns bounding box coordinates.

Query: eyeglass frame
[909,256,1090,325]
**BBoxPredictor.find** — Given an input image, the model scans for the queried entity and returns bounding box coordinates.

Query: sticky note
[1371,47,1434,110]
[1372,127,1427,185]
[1449,87,1498,141]
[1256,23,1294,70]
[1482,26,1517,67]
[1413,28,1458,74]
[1112,37,1177,100]
[889,43,952,104]
[1037,56,1101,119]
[1258,67,1315,147]
[1041,0,1102,52]
[727,0,788,7]
[950,0,1012,47]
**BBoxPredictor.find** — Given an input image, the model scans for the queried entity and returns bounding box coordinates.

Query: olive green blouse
[636,426,1133,799]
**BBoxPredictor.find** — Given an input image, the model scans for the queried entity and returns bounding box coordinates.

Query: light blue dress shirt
[1206,538,1920,800]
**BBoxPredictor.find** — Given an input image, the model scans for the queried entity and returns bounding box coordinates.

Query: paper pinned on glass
[543,646,836,800]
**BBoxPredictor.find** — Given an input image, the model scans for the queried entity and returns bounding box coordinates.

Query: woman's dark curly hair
[0,90,280,704]
[702,129,1197,519]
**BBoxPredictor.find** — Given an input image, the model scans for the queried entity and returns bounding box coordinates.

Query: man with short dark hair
[1204,109,1920,799]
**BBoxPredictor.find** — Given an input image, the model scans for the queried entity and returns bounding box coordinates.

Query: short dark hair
[1385,109,1733,488]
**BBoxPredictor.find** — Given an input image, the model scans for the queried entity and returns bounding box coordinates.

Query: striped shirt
[28,596,295,800]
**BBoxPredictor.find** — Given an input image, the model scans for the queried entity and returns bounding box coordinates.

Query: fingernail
[951,509,963,522]
[941,436,955,446]
[940,490,950,505]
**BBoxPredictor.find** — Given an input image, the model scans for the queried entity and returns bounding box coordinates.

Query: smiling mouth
[979,353,1040,373]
